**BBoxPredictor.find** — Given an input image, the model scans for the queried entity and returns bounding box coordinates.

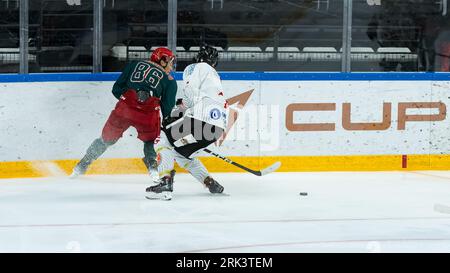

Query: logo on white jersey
[185,64,196,76]
[209,108,221,120]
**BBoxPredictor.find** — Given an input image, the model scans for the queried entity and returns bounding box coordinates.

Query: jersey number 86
[131,62,164,88]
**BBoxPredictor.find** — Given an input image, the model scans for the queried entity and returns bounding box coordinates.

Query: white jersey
[181,62,228,129]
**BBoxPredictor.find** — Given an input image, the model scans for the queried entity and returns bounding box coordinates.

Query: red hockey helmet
[150,47,176,65]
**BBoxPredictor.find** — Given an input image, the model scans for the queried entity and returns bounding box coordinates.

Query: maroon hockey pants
[102,91,161,142]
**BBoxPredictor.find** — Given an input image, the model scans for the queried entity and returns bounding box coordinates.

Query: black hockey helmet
[195,44,219,68]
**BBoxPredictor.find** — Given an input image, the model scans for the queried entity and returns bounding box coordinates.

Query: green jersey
[112,60,177,118]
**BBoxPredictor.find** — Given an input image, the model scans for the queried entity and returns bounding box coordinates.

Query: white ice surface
[1,171,450,253]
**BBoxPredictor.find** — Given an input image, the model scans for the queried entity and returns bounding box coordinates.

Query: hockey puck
[299,192,308,196]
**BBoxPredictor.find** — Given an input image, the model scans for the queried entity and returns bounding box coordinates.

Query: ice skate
[152,168,176,184]
[145,175,173,200]
[69,161,90,179]
[204,176,224,194]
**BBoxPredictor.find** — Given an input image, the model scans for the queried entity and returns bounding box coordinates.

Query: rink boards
[1,72,450,178]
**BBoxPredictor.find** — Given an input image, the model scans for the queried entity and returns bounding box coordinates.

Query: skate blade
[69,172,81,179]
[145,192,172,201]
[211,192,230,197]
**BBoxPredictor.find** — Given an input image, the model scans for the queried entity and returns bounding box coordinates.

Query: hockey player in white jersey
[146,45,227,200]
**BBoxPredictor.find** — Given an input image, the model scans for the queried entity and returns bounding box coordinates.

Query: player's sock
[204,176,224,194]
[70,138,114,178]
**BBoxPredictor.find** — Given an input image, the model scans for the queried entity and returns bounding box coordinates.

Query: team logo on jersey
[209,108,222,120]
[185,64,196,76]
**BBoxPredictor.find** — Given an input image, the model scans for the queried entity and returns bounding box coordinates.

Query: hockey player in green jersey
[71,47,177,180]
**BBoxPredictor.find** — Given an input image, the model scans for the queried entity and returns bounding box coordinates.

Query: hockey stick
[203,148,281,176]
